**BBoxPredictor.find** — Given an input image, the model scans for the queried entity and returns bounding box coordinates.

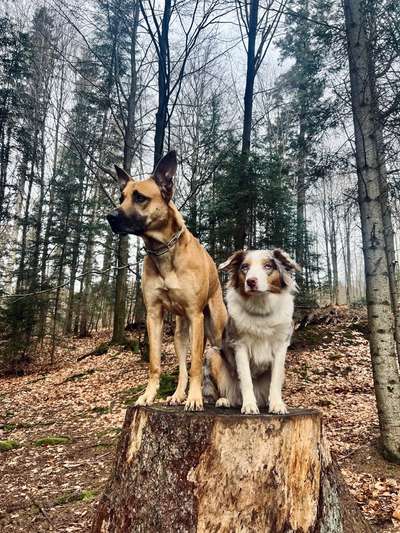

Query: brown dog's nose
[246,278,257,290]
[107,210,120,224]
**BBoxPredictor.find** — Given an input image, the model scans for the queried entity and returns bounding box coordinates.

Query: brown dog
[107,151,227,410]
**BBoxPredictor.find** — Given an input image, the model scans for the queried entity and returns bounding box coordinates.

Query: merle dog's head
[219,249,301,296]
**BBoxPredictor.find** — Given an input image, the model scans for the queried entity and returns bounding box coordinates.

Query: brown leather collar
[145,227,185,257]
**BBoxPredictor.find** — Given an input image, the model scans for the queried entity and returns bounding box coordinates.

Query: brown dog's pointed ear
[153,150,177,203]
[114,165,131,191]
[219,250,245,272]
[272,249,301,272]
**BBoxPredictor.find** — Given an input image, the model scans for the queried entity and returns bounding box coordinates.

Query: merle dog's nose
[246,277,257,290]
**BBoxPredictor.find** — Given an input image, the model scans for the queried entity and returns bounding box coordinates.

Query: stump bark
[92,405,372,533]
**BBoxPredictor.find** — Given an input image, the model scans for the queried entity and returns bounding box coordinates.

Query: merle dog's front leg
[235,344,259,414]
[269,343,288,414]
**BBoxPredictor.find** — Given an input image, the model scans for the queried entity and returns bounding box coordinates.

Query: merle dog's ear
[114,165,131,191]
[219,250,245,272]
[153,150,177,203]
[272,249,301,272]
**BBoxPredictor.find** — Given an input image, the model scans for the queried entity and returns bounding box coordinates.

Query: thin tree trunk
[329,207,339,305]
[321,181,333,303]
[344,213,352,305]
[50,211,70,364]
[112,2,139,343]
[295,118,306,276]
[16,156,36,292]
[235,0,259,249]
[152,0,171,166]
[79,186,99,337]
[64,170,87,334]
[100,229,114,328]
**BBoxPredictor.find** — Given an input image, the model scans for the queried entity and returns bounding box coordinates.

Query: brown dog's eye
[133,191,148,204]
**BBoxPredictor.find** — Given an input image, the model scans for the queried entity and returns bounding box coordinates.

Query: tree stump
[92,405,372,533]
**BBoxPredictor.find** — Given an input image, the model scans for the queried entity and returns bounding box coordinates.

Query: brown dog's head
[219,248,301,296]
[107,151,177,236]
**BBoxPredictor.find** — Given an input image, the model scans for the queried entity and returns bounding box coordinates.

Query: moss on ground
[55,489,97,506]
[156,369,178,399]
[123,369,179,405]
[123,384,146,406]
[0,439,19,452]
[34,436,71,446]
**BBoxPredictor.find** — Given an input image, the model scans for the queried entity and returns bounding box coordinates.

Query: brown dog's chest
[158,287,185,315]
[152,273,186,315]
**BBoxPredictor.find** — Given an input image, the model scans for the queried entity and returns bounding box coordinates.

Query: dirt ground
[1,308,400,532]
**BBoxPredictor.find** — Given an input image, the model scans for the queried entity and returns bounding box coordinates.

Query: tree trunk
[295,118,306,281]
[100,229,114,329]
[79,186,98,337]
[112,235,129,343]
[93,405,372,533]
[64,169,87,334]
[152,0,172,166]
[234,0,258,250]
[344,213,352,304]
[111,1,139,344]
[321,181,333,303]
[343,0,400,462]
[329,207,339,305]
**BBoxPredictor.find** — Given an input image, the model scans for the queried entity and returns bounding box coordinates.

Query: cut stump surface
[92,405,372,533]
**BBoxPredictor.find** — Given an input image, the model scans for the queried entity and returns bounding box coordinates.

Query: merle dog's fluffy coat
[203,248,300,414]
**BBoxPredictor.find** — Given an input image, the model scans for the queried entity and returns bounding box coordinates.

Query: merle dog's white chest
[247,338,274,377]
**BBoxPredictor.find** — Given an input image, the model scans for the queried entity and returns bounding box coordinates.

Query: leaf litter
[0,308,399,531]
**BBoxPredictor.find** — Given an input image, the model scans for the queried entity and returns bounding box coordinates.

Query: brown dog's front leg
[135,306,163,406]
[185,313,205,411]
[167,316,189,405]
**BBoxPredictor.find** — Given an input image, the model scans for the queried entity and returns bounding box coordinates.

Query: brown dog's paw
[135,391,156,406]
[166,391,186,405]
[184,395,204,411]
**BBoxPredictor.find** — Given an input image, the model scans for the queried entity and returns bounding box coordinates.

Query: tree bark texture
[343,0,400,462]
[111,1,139,344]
[92,405,371,533]
[111,235,129,343]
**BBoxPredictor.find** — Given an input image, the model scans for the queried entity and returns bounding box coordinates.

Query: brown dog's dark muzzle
[107,210,126,234]
[107,210,146,236]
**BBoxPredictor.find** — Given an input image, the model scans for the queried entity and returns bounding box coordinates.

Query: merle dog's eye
[134,191,148,204]
[264,263,273,270]
[240,263,249,272]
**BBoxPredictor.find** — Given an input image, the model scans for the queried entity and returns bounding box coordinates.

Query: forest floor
[1,307,400,532]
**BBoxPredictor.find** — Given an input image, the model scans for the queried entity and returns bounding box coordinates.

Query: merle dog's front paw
[215,397,231,408]
[268,399,288,415]
[241,400,259,415]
